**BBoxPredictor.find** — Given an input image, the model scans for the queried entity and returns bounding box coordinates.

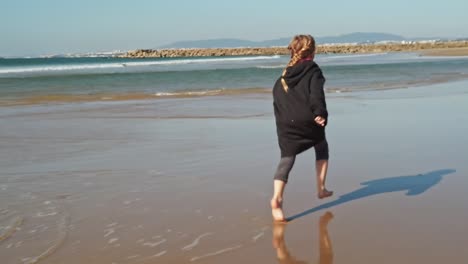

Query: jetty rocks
[119,41,468,58]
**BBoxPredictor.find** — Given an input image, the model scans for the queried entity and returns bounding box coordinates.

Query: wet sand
[1,81,468,263]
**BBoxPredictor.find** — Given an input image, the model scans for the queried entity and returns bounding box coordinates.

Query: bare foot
[318,188,333,199]
[271,198,286,222]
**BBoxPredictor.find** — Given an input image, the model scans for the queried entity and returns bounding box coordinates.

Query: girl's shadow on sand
[287,169,456,222]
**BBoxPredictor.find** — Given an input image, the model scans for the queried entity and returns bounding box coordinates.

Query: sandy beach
[421,47,468,56]
[3,0,468,262]
[1,79,468,263]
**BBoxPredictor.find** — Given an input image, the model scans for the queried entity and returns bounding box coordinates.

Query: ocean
[1,52,468,106]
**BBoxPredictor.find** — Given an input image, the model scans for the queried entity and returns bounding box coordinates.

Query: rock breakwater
[119,41,468,58]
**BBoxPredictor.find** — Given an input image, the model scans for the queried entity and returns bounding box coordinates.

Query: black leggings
[273,139,329,183]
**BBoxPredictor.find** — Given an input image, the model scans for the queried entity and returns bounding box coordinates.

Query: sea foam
[0,55,281,75]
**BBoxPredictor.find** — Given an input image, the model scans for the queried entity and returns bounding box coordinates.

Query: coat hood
[282,60,320,88]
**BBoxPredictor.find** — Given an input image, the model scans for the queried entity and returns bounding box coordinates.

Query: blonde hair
[281,34,316,92]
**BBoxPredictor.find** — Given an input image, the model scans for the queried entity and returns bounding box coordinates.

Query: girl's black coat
[273,61,328,157]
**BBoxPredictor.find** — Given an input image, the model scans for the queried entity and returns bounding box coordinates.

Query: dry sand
[421,47,468,56]
[1,81,468,263]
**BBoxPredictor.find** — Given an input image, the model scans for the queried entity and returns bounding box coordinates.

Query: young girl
[271,34,333,222]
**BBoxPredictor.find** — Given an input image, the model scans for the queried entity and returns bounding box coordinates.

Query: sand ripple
[182,232,213,251]
[0,216,23,242]
[190,244,243,262]
[21,214,68,264]
[0,191,70,264]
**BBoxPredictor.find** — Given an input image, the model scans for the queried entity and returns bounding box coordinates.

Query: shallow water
[2,53,468,106]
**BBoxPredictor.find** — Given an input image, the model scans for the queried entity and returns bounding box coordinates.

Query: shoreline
[119,41,468,58]
[2,72,468,107]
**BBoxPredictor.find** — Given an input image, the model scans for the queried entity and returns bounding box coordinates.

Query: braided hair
[281,35,316,92]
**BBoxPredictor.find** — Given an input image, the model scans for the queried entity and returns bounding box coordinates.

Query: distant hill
[160,39,259,49]
[317,32,405,44]
[159,32,417,49]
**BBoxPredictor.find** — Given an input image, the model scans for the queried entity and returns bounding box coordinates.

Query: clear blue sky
[1,0,467,56]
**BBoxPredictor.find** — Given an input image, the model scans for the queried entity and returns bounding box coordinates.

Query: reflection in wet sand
[318,212,333,264]
[272,212,334,264]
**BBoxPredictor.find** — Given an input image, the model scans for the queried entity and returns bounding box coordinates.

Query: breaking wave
[0,55,281,75]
